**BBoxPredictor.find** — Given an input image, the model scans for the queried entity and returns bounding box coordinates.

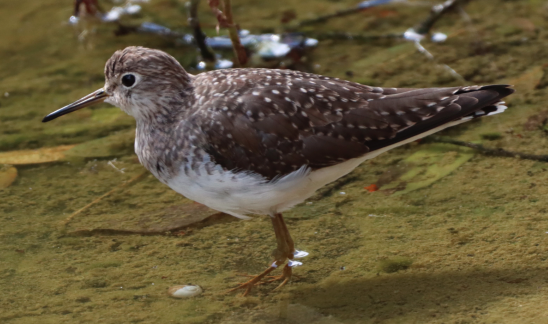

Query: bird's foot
[228,259,303,296]
[228,261,280,297]
[259,262,294,291]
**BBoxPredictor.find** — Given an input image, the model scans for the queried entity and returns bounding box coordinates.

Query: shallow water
[2,0,548,323]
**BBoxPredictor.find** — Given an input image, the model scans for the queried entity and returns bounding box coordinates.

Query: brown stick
[209,0,247,66]
[61,171,148,226]
[221,0,247,66]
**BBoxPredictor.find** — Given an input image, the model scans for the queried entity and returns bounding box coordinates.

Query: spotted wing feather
[192,68,513,180]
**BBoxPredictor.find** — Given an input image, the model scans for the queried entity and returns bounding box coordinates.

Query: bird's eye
[121,73,137,88]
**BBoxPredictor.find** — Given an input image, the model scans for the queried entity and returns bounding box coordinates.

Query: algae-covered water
[2,0,548,323]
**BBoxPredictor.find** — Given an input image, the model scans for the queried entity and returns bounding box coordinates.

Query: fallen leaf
[0,145,75,165]
[0,166,17,188]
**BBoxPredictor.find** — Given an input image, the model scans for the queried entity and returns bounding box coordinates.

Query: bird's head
[42,46,192,123]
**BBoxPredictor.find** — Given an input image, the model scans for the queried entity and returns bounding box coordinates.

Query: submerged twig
[413,0,470,35]
[188,0,216,62]
[311,31,404,41]
[428,136,548,162]
[413,41,466,82]
[400,0,472,82]
[296,0,403,28]
[63,212,232,237]
[61,171,148,226]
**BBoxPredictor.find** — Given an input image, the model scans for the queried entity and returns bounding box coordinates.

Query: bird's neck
[134,118,180,182]
[133,83,198,181]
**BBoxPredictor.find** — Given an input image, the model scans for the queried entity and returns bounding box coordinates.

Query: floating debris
[167,285,203,298]
[364,184,379,192]
[107,159,125,173]
[69,0,318,70]
[102,3,142,22]
[183,30,319,64]
[196,58,234,70]
[119,22,318,69]
[137,22,178,36]
[70,0,144,25]
[187,31,318,69]
[199,31,318,54]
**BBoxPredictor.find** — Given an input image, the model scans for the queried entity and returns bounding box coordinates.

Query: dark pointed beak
[42,88,109,122]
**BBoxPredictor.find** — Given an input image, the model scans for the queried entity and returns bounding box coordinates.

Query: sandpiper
[43,46,514,296]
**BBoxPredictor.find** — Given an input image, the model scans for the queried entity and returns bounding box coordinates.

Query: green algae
[377,257,413,273]
[2,0,548,323]
[379,143,475,196]
[65,129,135,159]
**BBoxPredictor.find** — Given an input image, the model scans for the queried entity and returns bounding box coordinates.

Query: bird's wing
[191,69,513,180]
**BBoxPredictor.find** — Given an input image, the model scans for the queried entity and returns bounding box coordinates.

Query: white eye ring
[120,72,141,89]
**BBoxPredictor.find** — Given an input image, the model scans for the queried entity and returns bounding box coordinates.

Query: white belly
[166,118,472,219]
[166,156,362,219]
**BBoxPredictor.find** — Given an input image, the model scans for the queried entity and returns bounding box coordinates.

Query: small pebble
[167,285,203,298]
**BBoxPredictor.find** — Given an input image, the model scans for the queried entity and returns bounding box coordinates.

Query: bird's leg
[271,212,295,261]
[266,213,295,289]
[228,213,296,296]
